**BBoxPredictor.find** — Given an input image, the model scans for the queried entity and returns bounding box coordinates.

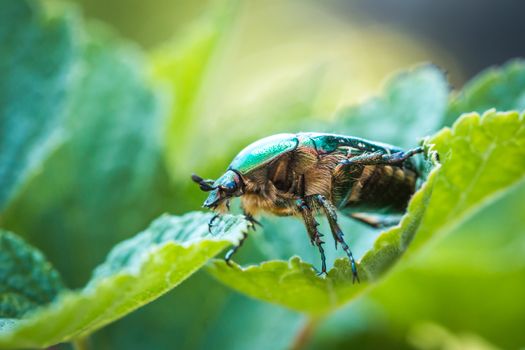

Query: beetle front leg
[224,232,248,265]
[339,146,423,167]
[314,194,360,283]
[208,213,220,233]
[297,199,327,275]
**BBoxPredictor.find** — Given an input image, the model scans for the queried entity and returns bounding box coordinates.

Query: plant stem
[291,316,322,350]
[72,337,90,350]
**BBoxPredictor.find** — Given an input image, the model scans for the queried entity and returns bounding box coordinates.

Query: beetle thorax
[238,151,345,217]
[240,179,298,216]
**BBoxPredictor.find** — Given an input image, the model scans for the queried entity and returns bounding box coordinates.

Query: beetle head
[191,170,244,211]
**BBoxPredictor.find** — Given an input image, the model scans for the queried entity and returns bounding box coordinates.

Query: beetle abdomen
[333,164,418,215]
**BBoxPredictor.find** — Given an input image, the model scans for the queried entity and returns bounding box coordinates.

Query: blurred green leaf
[151,0,238,180]
[0,230,64,319]
[0,0,75,211]
[407,322,501,350]
[0,212,248,349]
[334,64,448,148]
[1,0,173,287]
[208,110,525,315]
[446,59,525,126]
[192,68,331,178]
[94,268,304,350]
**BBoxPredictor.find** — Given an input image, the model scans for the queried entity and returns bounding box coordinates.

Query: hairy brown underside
[240,145,418,217]
[241,146,346,216]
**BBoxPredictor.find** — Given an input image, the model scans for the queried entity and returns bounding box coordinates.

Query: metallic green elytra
[192,132,424,282]
[229,133,299,174]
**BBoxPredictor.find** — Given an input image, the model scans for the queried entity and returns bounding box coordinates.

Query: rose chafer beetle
[192,133,423,282]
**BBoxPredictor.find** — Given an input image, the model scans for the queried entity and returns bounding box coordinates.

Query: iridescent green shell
[228,132,406,175]
[229,134,299,174]
[301,132,404,154]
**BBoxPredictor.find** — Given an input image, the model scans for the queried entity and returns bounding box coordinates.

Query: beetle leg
[350,213,402,229]
[314,194,360,283]
[339,147,423,167]
[224,232,248,265]
[243,212,263,231]
[208,213,220,233]
[297,199,327,275]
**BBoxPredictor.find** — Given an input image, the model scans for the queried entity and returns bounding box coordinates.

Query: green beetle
[192,133,423,282]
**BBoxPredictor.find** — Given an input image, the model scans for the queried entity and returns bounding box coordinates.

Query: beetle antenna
[191,173,217,192]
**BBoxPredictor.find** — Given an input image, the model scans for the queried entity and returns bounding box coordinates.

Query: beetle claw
[351,264,360,284]
[311,266,320,274]
[244,213,262,231]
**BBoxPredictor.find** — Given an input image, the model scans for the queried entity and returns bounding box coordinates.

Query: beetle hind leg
[350,212,402,229]
[314,195,360,283]
[339,146,423,167]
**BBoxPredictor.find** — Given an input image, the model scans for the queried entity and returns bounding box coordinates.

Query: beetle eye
[220,181,237,193]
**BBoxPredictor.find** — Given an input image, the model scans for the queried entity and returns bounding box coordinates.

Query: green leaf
[0,0,76,211]
[446,59,525,125]
[333,64,449,148]
[367,177,525,349]
[208,110,525,315]
[407,110,525,251]
[1,0,173,287]
[0,212,248,349]
[95,269,305,350]
[0,230,64,319]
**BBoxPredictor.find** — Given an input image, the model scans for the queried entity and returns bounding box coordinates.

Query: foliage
[1,0,525,348]
[0,0,173,288]
[446,59,525,125]
[0,213,248,348]
[0,231,63,319]
[334,64,449,148]
[0,0,74,211]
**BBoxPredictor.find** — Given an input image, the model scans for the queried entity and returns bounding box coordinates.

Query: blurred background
[3,0,525,349]
[72,0,525,85]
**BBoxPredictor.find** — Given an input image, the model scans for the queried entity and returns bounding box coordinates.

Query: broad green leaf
[0,212,248,349]
[333,64,448,148]
[0,0,76,211]
[208,110,525,315]
[408,110,525,252]
[1,0,172,287]
[367,177,525,349]
[446,59,525,125]
[0,230,64,319]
